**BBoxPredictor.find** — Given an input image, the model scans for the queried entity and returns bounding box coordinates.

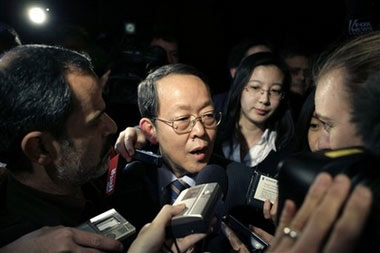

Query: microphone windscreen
[195,164,228,197]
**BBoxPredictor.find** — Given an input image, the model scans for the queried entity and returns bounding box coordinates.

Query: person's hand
[263,197,278,224]
[1,226,123,253]
[128,204,207,253]
[221,221,250,253]
[249,225,274,244]
[114,127,147,162]
[221,221,272,252]
[267,173,372,253]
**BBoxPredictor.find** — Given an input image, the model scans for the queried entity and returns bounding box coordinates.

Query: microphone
[195,164,228,199]
[166,164,227,238]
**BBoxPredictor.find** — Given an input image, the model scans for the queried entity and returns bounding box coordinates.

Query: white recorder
[167,182,223,238]
[77,208,136,241]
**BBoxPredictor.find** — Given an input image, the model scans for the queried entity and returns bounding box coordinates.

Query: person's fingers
[273,173,333,251]
[114,130,132,161]
[249,226,273,243]
[75,248,103,253]
[38,225,64,234]
[274,199,297,236]
[72,228,123,252]
[135,130,147,149]
[289,173,333,232]
[323,184,372,253]
[292,174,351,253]
[268,199,297,248]
[152,204,186,227]
[221,222,250,252]
[270,197,278,223]
[176,233,208,252]
[263,199,272,220]
[124,133,136,161]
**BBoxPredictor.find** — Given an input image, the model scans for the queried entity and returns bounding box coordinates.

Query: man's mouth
[190,147,208,161]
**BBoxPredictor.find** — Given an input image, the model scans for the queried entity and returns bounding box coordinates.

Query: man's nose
[189,118,206,138]
[103,113,117,136]
[316,132,330,151]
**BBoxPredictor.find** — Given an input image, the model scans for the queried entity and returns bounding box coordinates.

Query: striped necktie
[170,179,190,204]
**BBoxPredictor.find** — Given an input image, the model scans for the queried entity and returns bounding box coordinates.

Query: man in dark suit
[112,64,222,229]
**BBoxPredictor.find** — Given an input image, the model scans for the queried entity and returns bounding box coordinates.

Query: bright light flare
[28,7,47,24]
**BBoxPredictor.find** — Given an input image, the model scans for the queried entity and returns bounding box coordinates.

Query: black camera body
[277,147,380,252]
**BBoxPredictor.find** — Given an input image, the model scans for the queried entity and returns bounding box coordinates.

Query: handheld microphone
[166,164,227,238]
[195,164,228,199]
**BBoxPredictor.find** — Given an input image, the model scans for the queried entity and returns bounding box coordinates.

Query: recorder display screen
[96,217,120,231]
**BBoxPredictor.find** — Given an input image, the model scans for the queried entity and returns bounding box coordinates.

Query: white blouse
[222,129,277,167]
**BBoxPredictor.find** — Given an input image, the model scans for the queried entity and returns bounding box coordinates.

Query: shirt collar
[222,128,277,167]
[158,163,196,192]
[260,128,277,151]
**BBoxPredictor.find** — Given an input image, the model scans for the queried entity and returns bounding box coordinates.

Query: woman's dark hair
[295,87,316,152]
[218,52,294,153]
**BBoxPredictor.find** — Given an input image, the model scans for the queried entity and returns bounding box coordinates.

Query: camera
[106,44,168,106]
[104,31,169,128]
[277,147,380,252]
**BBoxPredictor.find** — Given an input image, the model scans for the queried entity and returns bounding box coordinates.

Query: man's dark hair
[228,38,275,70]
[0,44,94,172]
[151,25,179,44]
[137,63,210,119]
[152,31,178,44]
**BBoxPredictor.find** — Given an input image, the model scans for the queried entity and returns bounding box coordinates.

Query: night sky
[1,0,378,93]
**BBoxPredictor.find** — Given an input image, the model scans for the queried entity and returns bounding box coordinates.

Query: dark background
[0,0,379,93]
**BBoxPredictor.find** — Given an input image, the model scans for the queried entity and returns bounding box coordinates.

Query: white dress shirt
[222,129,277,167]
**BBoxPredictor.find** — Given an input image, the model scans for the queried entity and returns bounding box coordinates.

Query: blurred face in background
[285,55,312,96]
[151,38,179,64]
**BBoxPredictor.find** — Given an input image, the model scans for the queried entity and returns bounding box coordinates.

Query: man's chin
[96,157,110,177]
[187,161,208,174]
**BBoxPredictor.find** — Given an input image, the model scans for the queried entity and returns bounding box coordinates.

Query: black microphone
[195,164,228,199]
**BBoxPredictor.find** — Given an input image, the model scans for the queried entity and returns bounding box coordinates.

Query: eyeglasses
[244,85,283,99]
[153,111,222,134]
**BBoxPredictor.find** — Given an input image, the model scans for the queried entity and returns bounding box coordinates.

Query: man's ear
[21,132,58,166]
[139,118,158,145]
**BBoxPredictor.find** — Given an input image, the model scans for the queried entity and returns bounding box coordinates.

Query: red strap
[106,154,119,196]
